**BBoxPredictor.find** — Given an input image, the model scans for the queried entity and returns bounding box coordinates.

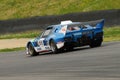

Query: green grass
[0,47,25,52]
[104,26,120,42]
[0,0,120,20]
[0,26,120,42]
[0,30,41,39]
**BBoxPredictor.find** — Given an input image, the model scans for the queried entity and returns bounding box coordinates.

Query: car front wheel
[28,44,39,56]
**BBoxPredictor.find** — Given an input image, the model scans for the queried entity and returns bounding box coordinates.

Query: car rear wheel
[66,46,74,51]
[95,40,102,47]
[90,39,102,48]
[28,44,39,56]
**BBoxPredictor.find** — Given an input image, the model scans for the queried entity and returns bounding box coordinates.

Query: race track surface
[0,42,120,80]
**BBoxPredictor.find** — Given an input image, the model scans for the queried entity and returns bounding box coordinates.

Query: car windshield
[41,27,53,38]
[67,24,81,32]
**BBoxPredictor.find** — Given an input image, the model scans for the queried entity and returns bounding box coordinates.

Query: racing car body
[26,19,104,56]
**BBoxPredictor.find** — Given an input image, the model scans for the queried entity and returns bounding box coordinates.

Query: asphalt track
[0,41,120,80]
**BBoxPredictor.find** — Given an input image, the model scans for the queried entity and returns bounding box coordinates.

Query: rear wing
[80,19,104,29]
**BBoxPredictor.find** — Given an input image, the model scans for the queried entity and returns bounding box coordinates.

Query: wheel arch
[49,38,54,45]
[27,42,34,48]
[27,42,31,48]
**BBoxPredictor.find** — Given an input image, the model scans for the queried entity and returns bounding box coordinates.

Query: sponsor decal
[45,47,50,50]
[82,31,92,35]
[37,38,45,46]
[59,25,67,35]
[38,40,42,46]
[37,47,41,50]
[74,32,82,36]
[62,28,66,32]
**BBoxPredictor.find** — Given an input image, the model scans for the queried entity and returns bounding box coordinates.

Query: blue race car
[26,19,104,56]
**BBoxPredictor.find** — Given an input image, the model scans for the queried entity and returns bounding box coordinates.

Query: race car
[26,19,104,56]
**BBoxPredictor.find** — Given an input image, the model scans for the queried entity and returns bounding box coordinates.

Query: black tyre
[66,46,74,51]
[90,40,102,48]
[28,44,39,56]
[95,40,102,47]
[50,40,58,54]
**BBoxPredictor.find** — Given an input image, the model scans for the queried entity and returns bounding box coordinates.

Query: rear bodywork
[26,19,104,54]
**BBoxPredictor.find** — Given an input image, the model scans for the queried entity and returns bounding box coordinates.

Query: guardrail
[0,9,120,34]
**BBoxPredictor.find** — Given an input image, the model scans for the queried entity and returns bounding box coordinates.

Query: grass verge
[104,26,120,42]
[0,47,25,52]
[0,30,41,39]
[0,0,120,20]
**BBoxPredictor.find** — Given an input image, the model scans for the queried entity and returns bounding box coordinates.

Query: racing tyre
[28,44,39,56]
[66,46,74,51]
[50,40,58,54]
[90,40,102,48]
[95,40,102,47]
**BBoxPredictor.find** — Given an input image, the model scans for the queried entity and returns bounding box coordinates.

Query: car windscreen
[67,24,81,31]
[41,27,53,38]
